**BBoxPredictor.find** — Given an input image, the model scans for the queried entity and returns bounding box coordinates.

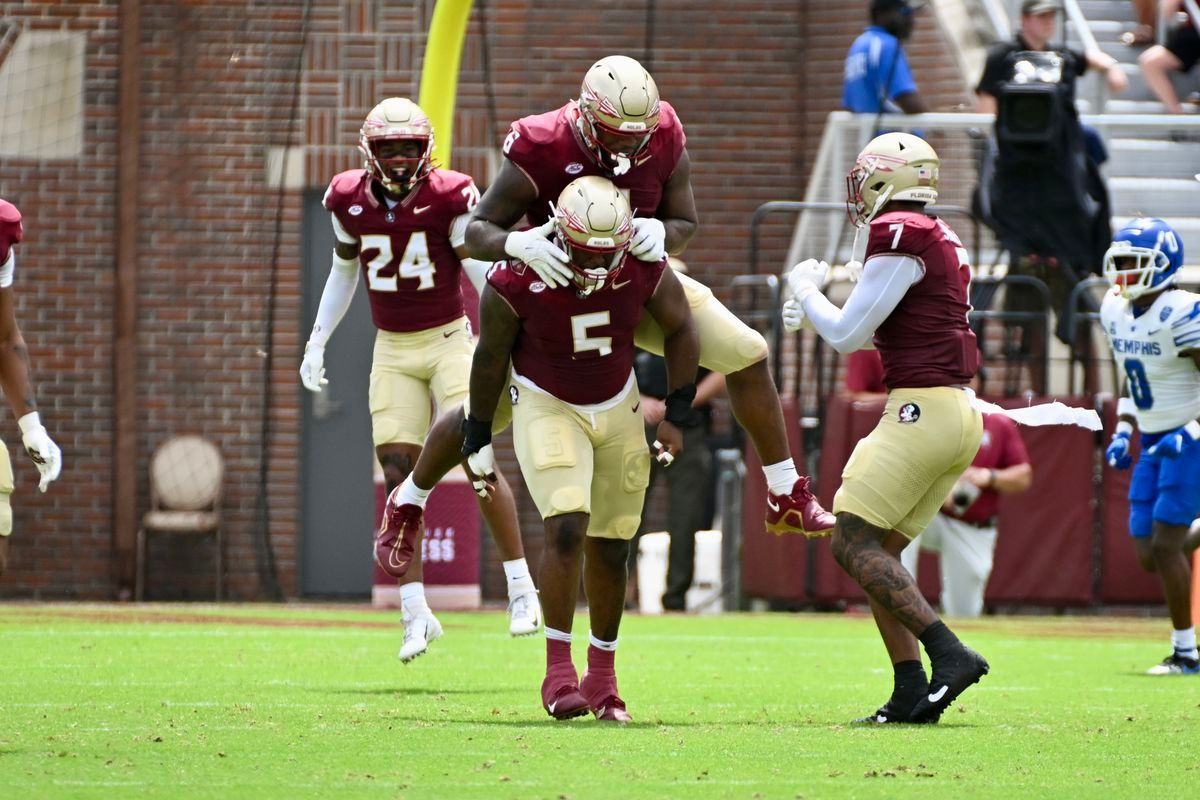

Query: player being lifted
[1101,218,1200,675]
[379,55,833,574]
[463,176,698,721]
[0,199,63,575]
[301,98,540,663]
[783,133,989,723]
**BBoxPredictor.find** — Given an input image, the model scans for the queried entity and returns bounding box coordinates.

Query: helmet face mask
[552,176,634,295]
[1103,218,1184,300]
[577,55,660,174]
[360,98,434,195]
[845,132,940,227]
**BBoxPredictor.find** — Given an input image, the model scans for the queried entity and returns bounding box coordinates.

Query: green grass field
[2,604,1197,799]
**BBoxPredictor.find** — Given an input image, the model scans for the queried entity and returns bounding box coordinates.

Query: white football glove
[843,259,864,282]
[630,217,667,262]
[504,219,572,288]
[787,258,830,301]
[18,412,61,493]
[781,297,807,333]
[466,444,497,498]
[299,342,327,393]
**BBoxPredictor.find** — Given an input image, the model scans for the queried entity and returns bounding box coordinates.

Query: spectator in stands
[973,0,1125,395]
[628,258,725,612]
[901,371,1033,617]
[841,349,887,401]
[1138,1,1200,114]
[842,0,929,115]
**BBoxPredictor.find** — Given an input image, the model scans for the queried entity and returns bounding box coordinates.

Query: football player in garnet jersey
[301,98,540,663]
[783,132,989,724]
[0,199,63,575]
[1100,217,1200,675]
[462,176,698,722]
[383,55,832,563]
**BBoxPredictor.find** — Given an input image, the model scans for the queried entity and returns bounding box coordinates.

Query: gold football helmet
[845,132,939,227]
[359,97,434,194]
[577,55,661,174]
[552,176,634,294]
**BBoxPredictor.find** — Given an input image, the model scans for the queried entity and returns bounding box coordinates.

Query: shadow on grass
[309,686,506,697]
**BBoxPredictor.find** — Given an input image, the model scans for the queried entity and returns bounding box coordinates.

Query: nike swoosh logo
[388,540,408,572]
[443,330,455,338]
[633,401,640,412]
[766,497,781,513]
[414,205,432,214]
[597,706,606,718]
[548,700,558,714]
[927,685,949,703]
[611,280,631,290]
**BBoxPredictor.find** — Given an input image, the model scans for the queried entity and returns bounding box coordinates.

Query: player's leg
[428,329,538,635]
[1143,446,1200,674]
[512,391,594,719]
[578,394,647,722]
[938,517,997,619]
[834,388,988,723]
[634,273,833,535]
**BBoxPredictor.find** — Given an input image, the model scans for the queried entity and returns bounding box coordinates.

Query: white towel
[964,389,1102,431]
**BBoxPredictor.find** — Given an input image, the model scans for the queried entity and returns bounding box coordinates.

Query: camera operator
[974,1,1126,395]
[901,372,1033,618]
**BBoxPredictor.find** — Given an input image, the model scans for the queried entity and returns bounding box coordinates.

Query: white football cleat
[508,590,542,637]
[398,611,443,663]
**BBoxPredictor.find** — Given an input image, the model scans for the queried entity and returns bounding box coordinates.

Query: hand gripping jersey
[1101,287,1200,434]
[868,210,978,388]
[322,169,479,333]
[488,255,668,406]
[502,101,686,225]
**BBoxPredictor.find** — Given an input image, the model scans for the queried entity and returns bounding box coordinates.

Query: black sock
[892,659,928,696]
[918,620,961,662]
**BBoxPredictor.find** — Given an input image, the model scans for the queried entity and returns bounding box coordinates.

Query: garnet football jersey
[867,210,978,389]
[502,101,686,225]
[322,169,479,333]
[488,256,669,405]
[0,198,23,265]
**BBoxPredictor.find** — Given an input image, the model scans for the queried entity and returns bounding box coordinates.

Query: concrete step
[1104,138,1200,179]
[1104,98,1200,115]
[1108,176,1200,218]
[1077,0,1136,22]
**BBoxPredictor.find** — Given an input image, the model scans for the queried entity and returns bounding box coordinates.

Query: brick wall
[0,0,969,601]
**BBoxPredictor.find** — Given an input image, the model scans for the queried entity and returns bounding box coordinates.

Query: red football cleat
[580,669,632,723]
[541,667,589,721]
[374,489,423,578]
[765,476,836,537]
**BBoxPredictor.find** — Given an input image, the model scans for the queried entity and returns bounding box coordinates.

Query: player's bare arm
[460,284,520,490]
[0,288,36,418]
[657,148,698,256]
[643,266,699,462]
[464,160,539,261]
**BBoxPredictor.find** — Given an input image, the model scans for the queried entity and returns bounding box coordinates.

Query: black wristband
[461,414,492,456]
[664,384,698,425]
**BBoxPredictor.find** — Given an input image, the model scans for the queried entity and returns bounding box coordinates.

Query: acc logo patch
[1160,306,1173,322]
[565,162,584,175]
[509,385,520,405]
[898,403,920,424]
[385,211,395,223]
[530,281,547,294]
[348,204,363,216]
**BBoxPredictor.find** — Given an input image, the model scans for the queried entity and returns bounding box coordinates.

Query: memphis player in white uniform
[1101,217,1200,675]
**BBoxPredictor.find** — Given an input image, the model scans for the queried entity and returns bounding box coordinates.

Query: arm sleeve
[798,255,923,354]
[330,213,357,245]
[308,254,360,347]
[461,258,492,295]
[0,250,14,289]
[449,213,470,249]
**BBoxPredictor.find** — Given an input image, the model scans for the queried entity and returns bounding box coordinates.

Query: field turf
[1,603,1197,799]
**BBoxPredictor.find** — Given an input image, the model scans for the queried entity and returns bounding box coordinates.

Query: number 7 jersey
[1101,286,1200,434]
[322,168,479,333]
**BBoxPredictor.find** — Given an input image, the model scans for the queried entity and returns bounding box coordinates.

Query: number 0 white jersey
[1100,287,1200,434]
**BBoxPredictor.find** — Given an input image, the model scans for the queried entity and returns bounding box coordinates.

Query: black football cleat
[852,693,930,725]
[908,646,989,723]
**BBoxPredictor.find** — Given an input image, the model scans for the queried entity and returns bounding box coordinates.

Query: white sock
[588,631,618,651]
[545,626,572,643]
[394,475,432,509]
[763,458,800,496]
[504,558,536,598]
[400,582,429,618]
[1172,627,1198,657]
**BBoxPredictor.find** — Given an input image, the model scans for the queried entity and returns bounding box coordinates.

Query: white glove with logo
[630,218,667,262]
[787,258,830,302]
[466,444,497,498]
[504,219,571,288]
[299,342,327,393]
[781,297,808,333]
[18,412,61,492]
